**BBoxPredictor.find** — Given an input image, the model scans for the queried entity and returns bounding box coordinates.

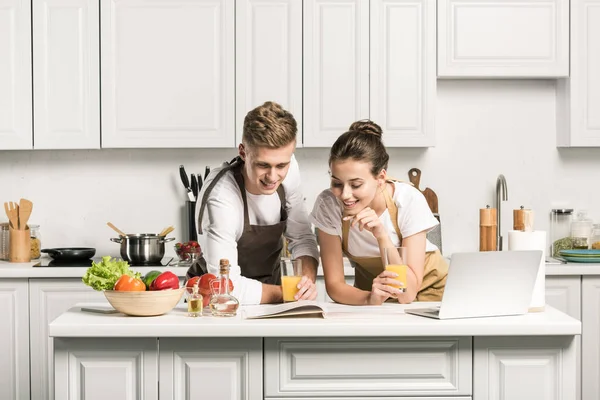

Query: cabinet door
[582,276,600,400]
[236,0,302,145]
[0,0,32,149]
[29,279,106,400]
[303,0,369,147]
[33,0,100,149]
[101,0,234,148]
[545,276,581,319]
[438,0,569,78]
[370,0,436,147]
[557,0,600,147]
[0,280,29,400]
[159,337,263,400]
[54,338,158,400]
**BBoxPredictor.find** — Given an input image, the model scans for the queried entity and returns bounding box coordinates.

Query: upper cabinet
[101,0,235,148]
[236,0,302,145]
[438,0,569,78]
[0,0,32,150]
[371,0,436,147]
[557,0,600,147]
[303,0,370,147]
[33,0,100,149]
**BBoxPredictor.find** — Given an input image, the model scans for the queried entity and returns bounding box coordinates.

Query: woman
[310,120,448,305]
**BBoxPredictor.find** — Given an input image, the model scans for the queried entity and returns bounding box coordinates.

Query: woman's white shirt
[310,182,439,257]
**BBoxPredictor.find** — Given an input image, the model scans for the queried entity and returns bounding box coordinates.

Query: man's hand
[294,275,317,300]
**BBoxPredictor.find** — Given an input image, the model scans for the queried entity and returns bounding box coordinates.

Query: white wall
[1,80,598,258]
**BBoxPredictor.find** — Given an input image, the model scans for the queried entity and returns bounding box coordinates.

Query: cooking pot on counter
[110,234,175,265]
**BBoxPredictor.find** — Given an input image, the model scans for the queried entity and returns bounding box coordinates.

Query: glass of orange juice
[384,247,408,294]
[280,258,303,302]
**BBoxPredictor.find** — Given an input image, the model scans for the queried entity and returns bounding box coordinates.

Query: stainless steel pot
[110,234,174,265]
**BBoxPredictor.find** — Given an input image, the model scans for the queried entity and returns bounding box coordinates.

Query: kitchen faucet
[496,174,508,250]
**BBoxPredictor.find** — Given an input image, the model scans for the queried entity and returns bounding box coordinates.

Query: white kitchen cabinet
[101,0,234,148]
[33,0,100,149]
[236,0,302,145]
[0,280,29,400]
[370,0,436,147]
[438,0,569,78]
[474,336,577,400]
[29,279,105,400]
[0,0,32,150]
[582,276,600,400]
[557,0,600,147]
[54,338,158,400]
[159,337,263,400]
[303,0,369,147]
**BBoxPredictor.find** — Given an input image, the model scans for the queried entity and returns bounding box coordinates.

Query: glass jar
[29,224,41,260]
[571,210,593,250]
[209,258,239,317]
[550,209,574,257]
[591,224,600,250]
[0,223,9,261]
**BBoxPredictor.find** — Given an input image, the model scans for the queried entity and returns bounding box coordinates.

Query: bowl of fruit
[82,256,184,317]
[175,241,202,265]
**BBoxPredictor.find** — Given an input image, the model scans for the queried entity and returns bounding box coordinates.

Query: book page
[243,300,324,319]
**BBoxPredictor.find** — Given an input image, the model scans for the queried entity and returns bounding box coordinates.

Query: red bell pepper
[149,271,179,291]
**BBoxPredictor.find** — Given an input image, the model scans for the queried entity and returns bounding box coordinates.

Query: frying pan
[41,247,96,261]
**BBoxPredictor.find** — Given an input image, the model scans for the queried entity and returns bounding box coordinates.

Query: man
[187,102,319,305]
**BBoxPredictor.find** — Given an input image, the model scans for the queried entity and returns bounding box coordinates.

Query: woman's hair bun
[348,119,383,138]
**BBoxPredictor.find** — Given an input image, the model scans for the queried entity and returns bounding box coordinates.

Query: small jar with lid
[29,224,42,260]
[550,209,574,257]
[571,211,593,250]
[591,224,600,250]
[0,223,9,261]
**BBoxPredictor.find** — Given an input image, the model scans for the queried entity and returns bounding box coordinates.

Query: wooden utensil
[107,222,127,237]
[4,201,20,230]
[408,168,438,213]
[159,226,175,237]
[18,198,33,229]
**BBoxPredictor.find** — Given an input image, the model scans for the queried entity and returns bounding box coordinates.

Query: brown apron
[341,181,448,301]
[187,157,287,284]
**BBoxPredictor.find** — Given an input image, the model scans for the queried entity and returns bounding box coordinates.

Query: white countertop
[49,302,580,338]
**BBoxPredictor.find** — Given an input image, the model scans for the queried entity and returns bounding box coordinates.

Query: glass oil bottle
[187,282,203,317]
[209,258,239,317]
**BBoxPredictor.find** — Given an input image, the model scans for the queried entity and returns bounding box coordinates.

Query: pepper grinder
[480,205,497,252]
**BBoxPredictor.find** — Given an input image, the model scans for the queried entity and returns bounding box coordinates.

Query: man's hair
[242,102,297,149]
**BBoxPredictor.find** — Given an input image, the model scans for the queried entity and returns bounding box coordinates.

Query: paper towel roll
[507,230,546,312]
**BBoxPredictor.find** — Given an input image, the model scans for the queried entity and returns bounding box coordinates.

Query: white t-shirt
[196,155,319,305]
[310,182,439,257]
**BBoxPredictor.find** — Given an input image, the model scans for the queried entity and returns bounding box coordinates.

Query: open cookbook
[242,300,406,319]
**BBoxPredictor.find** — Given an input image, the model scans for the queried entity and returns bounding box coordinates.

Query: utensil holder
[9,226,31,262]
[186,201,198,242]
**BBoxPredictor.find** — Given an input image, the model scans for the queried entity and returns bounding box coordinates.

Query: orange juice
[385,264,408,291]
[281,275,302,302]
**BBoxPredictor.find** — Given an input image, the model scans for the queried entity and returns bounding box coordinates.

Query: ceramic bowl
[104,288,185,316]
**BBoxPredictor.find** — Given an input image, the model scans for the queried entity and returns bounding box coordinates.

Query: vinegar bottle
[209,259,239,317]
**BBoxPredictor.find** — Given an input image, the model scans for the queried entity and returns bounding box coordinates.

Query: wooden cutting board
[408,168,438,214]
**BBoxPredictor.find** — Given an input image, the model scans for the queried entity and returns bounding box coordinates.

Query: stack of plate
[559,249,600,263]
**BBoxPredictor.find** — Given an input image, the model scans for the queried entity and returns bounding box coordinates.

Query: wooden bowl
[104,288,185,316]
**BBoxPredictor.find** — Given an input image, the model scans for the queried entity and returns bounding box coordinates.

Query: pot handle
[41,248,61,256]
[160,237,176,243]
[110,237,123,244]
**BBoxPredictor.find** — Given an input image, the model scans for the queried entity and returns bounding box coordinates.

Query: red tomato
[114,275,146,291]
[199,273,217,290]
[186,277,200,288]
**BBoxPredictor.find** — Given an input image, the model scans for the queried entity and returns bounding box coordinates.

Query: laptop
[405,250,542,320]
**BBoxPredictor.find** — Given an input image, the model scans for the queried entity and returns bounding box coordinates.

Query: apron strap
[197,157,243,234]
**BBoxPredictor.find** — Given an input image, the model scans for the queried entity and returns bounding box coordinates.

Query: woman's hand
[367,270,404,305]
[294,275,318,301]
[344,207,387,240]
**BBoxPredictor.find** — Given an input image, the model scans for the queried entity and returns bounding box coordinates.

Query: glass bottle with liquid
[187,283,203,317]
[209,258,239,317]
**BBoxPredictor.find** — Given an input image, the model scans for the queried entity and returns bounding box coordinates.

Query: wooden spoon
[107,222,127,237]
[159,226,175,237]
[18,198,33,230]
[4,201,19,230]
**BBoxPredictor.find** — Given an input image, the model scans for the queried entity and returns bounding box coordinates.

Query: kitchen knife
[179,165,195,202]
[191,174,198,200]
[197,173,203,192]
[204,166,210,180]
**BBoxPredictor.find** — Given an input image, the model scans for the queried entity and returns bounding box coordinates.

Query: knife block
[479,207,497,252]
[9,226,31,262]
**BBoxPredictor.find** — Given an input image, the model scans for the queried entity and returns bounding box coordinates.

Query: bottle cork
[513,206,534,231]
[480,206,497,252]
[219,258,230,274]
